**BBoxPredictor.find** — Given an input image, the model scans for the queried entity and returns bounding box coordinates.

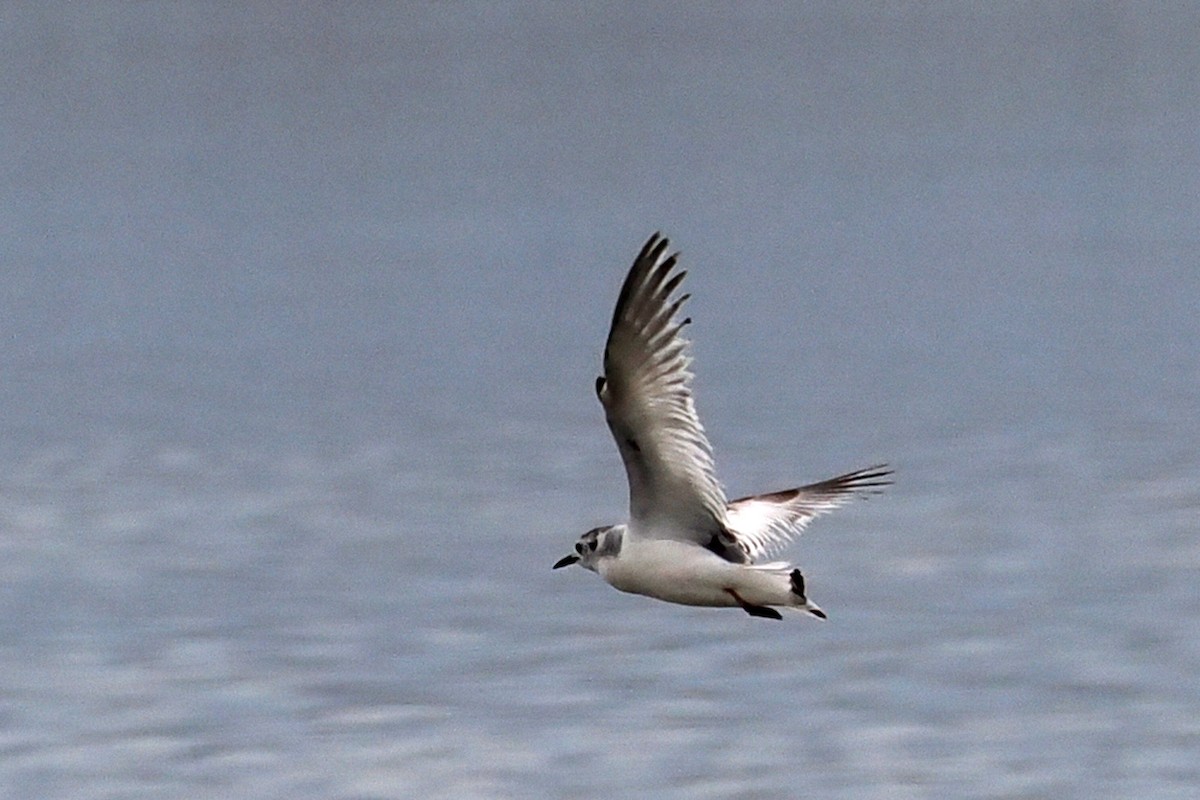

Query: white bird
[553,233,891,620]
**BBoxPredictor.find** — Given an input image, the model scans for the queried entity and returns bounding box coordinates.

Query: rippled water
[3,5,1198,798]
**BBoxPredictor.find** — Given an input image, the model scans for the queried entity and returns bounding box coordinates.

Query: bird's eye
[588,539,598,551]
[575,543,584,555]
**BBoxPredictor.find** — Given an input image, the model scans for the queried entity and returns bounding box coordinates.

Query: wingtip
[642,232,669,263]
[858,464,895,493]
[835,464,895,493]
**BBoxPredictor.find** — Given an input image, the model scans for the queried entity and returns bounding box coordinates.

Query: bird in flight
[553,234,891,620]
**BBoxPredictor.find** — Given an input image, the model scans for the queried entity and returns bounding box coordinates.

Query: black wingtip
[853,464,895,484]
[641,233,669,266]
[806,464,895,497]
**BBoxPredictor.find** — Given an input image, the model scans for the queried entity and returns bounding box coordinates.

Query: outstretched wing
[596,233,727,532]
[725,465,892,560]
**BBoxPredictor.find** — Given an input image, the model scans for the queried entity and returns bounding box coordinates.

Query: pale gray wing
[725,466,892,559]
[596,233,728,534]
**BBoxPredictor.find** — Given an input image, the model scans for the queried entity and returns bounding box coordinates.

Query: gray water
[2,4,1198,798]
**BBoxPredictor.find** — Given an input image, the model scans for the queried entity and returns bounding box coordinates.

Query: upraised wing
[596,233,728,532]
[725,465,893,560]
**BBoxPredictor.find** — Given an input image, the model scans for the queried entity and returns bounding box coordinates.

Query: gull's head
[553,525,619,573]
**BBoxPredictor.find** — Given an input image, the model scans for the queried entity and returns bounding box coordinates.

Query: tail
[788,568,827,620]
[744,562,827,620]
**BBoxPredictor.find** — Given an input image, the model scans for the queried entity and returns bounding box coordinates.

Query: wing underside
[597,233,727,533]
[725,465,893,560]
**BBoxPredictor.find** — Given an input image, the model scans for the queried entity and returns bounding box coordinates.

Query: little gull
[553,233,891,620]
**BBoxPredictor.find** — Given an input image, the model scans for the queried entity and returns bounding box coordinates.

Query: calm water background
[2,4,1198,798]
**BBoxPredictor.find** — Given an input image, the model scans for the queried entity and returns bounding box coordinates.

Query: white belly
[598,539,791,608]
